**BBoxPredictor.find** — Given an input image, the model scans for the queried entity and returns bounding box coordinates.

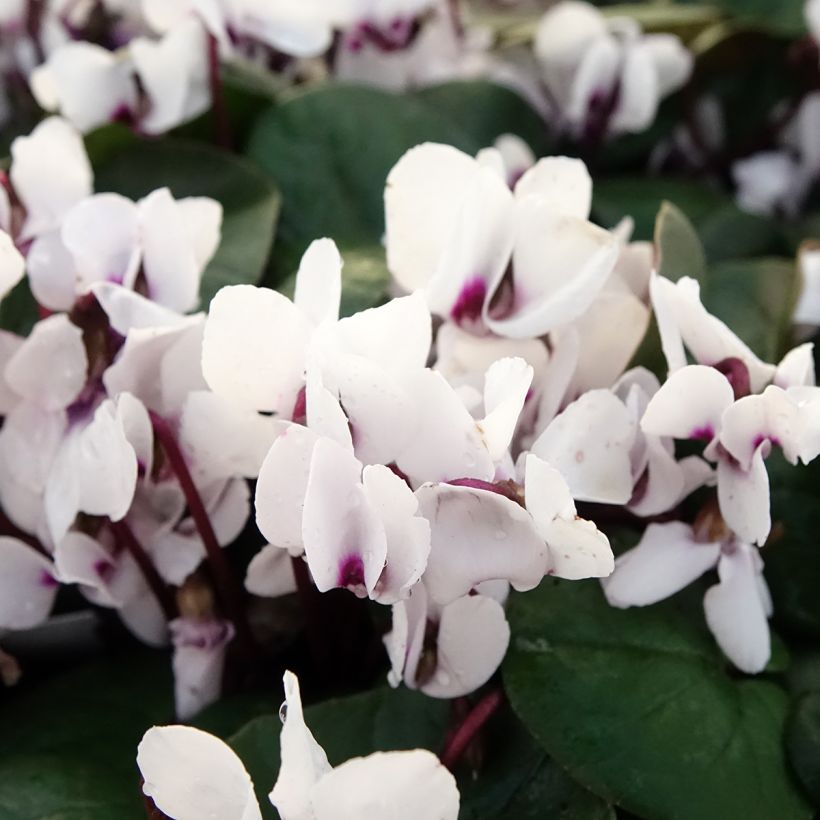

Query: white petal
[171,617,234,720]
[487,203,619,338]
[0,537,58,629]
[269,671,331,820]
[255,423,319,553]
[245,544,298,598]
[703,544,770,674]
[395,369,494,485]
[131,19,210,135]
[308,750,459,820]
[602,521,721,607]
[479,357,533,462]
[61,193,141,288]
[795,249,820,326]
[641,365,734,442]
[4,314,87,411]
[120,587,170,647]
[0,331,23,415]
[138,188,206,312]
[416,483,548,605]
[421,594,510,699]
[293,238,342,326]
[717,446,771,546]
[643,33,693,97]
[513,156,592,219]
[301,438,386,595]
[30,42,137,134]
[10,116,93,239]
[362,464,431,604]
[628,435,686,517]
[138,725,262,820]
[775,343,815,389]
[531,389,636,504]
[26,231,79,311]
[202,284,311,414]
[91,282,196,335]
[0,230,24,302]
[720,386,802,469]
[610,41,659,134]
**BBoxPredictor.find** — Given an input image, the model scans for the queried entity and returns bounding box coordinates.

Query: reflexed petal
[131,19,210,135]
[566,34,619,129]
[235,0,333,56]
[514,156,592,218]
[717,446,770,546]
[775,343,815,389]
[0,230,24,301]
[479,357,533,462]
[245,544,298,598]
[416,483,548,605]
[641,365,734,443]
[396,369,495,484]
[301,438,386,595]
[309,750,460,820]
[269,671,332,819]
[62,193,141,287]
[703,544,770,673]
[180,391,281,482]
[10,116,93,239]
[719,386,802,469]
[629,436,686,517]
[171,617,234,720]
[4,314,87,411]
[795,248,820,326]
[255,423,319,553]
[602,521,721,607]
[0,331,23,414]
[384,581,428,688]
[487,203,619,338]
[138,725,262,820]
[293,238,342,326]
[0,401,66,492]
[610,41,659,134]
[643,33,693,96]
[362,464,430,604]
[0,536,58,629]
[202,284,311,414]
[91,282,196,335]
[421,594,510,699]
[531,389,636,503]
[385,143,497,293]
[26,231,78,311]
[29,42,137,134]
[120,587,170,647]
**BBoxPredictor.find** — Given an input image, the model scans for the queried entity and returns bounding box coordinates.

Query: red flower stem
[441,689,504,770]
[207,33,233,151]
[149,411,256,657]
[110,519,177,622]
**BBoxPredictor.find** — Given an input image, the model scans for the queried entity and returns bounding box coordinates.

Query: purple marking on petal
[387,462,412,488]
[712,357,751,400]
[291,385,307,425]
[451,277,487,326]
[94,559,115,584]
[338,554,366,590]
[753,433,779,451]
[690,425,714,442]
[40,570,59,589]
[448,477,524,506]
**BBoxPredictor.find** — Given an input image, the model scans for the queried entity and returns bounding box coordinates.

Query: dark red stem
[110,519,177,622]
[149,411,256,657]
[207,33,232,151]
[441,689,504,770]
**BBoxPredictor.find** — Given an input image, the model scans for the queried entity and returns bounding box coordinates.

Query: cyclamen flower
[0,230,24,301]
[534,0,692,140]
[603,520,771,673]
[385,142,620,338]
[137,671,460,820]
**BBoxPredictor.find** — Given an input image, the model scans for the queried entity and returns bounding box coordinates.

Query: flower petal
[138,725,262,820]
[513,156,592,218]
[245,544,298,598]
[717,445,771,546]
[293,238,342,327]
[479,357,533,462]
[0,230,24,302]
[0,536,58,629]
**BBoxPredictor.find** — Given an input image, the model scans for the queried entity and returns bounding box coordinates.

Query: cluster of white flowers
[137,671,461,819]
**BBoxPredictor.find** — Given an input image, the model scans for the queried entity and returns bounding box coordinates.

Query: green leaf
[788,693,820,808]
[245,81,546,291]
[705,0,805,37]
[0,278,39,335]
[0,651,173,820]
[702,257,798,362]
[229,686,611,820]
[503,578,811,820]
[654,201,708,284]
[92,138,280,310]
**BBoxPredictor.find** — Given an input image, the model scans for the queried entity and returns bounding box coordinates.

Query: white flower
[602,521,771,673]
[0,536,59,630]
[0,230,24,302]
[534,0,692,139]
[136,671,460,820]
[385,142,619,338]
